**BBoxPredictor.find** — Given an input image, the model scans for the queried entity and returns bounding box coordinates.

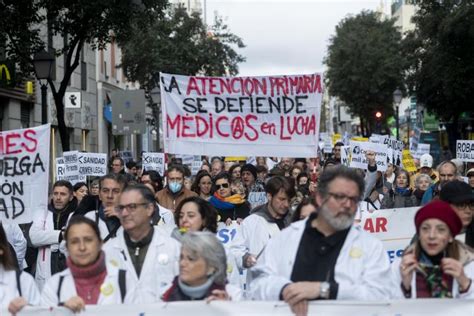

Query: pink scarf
[67,251,107,304]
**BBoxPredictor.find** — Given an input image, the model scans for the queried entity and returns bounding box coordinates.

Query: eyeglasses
[115,202,150,213]
[454,202,474,210]
[216,183,230,189]
[327,192,360,205]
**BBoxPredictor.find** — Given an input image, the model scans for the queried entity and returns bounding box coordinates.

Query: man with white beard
[250,166,391,315]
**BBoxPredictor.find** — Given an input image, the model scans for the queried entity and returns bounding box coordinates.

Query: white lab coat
[390,257,474,299]
[2,222,27,269]
[229,213,281,289]
[230,214,281,270]
[41,261,140,306]
[103,226,180,302]
[250,219,392,300]
[0,265,40,309]
[29,209,62,290]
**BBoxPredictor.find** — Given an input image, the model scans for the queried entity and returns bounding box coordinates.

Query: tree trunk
[54,93,70,152]
[360,115,366,137]
[447,113,459,156]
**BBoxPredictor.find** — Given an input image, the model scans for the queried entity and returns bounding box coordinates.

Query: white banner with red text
[160,73,323,157]
[0,124,50,223]
[358,207,419,263]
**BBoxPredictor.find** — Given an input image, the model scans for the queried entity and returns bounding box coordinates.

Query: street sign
[65,91,81,108]
[111,90,146,135]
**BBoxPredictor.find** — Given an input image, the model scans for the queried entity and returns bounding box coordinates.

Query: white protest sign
[382,136,404,166]
[246,156,257,166]
[217,221,241,248]
[55,157,66,180]
[456,140,474,162]
[247,191,268,210]
[161,73,323,157]
[142,152,165,176]
[359,207,419,263]
[78,152,107,177]
[414,143,430,159]
[0,124,50,223]
[340,145,351,167]
[191,160,202,175]
[62,151,86,185]
[349,141,389,171]
[322,135,333,154]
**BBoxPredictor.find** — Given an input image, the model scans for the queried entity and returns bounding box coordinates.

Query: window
[20,103,31,128]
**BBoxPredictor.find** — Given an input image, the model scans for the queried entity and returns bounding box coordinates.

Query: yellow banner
[352,137,369,142]
[402,149,417,172]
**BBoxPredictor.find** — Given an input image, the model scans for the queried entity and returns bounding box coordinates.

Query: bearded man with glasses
[104,184,180,303]
[250,166,391,315]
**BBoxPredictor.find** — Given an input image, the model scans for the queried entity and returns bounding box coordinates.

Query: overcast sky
[205,0,390,76]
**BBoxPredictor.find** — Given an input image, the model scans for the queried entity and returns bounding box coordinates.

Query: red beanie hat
[415,200,462,236]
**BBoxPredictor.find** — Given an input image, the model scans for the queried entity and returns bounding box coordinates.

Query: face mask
[169,181,182,193]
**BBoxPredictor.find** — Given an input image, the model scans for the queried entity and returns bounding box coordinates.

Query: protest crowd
[1,145,474,315]
[1,73,474,316]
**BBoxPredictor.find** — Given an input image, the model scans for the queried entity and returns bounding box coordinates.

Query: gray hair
[415,173,431,188]
[318,165,365,200]
[181,232,227,286]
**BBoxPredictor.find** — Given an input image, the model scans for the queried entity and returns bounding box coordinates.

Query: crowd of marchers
[1,143,474,316]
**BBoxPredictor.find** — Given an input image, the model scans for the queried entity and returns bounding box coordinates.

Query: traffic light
[375,111,383,133]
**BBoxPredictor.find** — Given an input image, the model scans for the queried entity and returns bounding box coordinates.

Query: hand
[225,218,233,226]
[206,289,230,303]
[244,254,257,268]
[400,253,418,290]
[309,181,317,193]
[282,282,320,311]
[382,187,389,194]
[441,258,470,290]
[236,218,243,225]
[104,206,117,218]
[64,296,85,313]
[8,297,27,316]
[288,299,308,316]
[365,151,376,166]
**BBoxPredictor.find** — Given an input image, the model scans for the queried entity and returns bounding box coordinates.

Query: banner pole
[52,126,56,183]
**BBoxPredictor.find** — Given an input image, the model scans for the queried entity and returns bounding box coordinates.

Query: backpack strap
[15,270,22,297]
[57,275,65,302]
[118,269,127,303]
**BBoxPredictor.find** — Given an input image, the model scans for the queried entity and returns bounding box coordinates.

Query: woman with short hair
[173,196,218,238]
[162,232,240,301]
[391,200,474,298]
[209,172,251,225]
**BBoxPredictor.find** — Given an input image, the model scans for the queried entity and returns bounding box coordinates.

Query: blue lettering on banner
[387,249,404,263]
[217,228,237,244]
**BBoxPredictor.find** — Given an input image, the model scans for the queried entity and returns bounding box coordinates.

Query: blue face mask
[169,181,182,193]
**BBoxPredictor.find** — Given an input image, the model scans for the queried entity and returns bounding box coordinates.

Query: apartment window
[104,61,108,78]
[20,103,31,128]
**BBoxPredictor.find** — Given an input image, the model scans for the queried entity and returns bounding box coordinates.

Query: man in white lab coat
[104,184,180,302]
[251,166,391,315]
[230,176,296,289]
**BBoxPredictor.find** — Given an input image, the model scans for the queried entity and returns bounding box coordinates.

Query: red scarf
[67,251,107,305]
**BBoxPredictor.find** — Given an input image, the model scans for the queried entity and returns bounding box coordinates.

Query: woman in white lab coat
[0,224,40,315]
[41,216,138,312]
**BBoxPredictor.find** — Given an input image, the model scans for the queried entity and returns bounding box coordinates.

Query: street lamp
[150,86,161,152]
[393,88,403,140]
[33,50,55,124]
